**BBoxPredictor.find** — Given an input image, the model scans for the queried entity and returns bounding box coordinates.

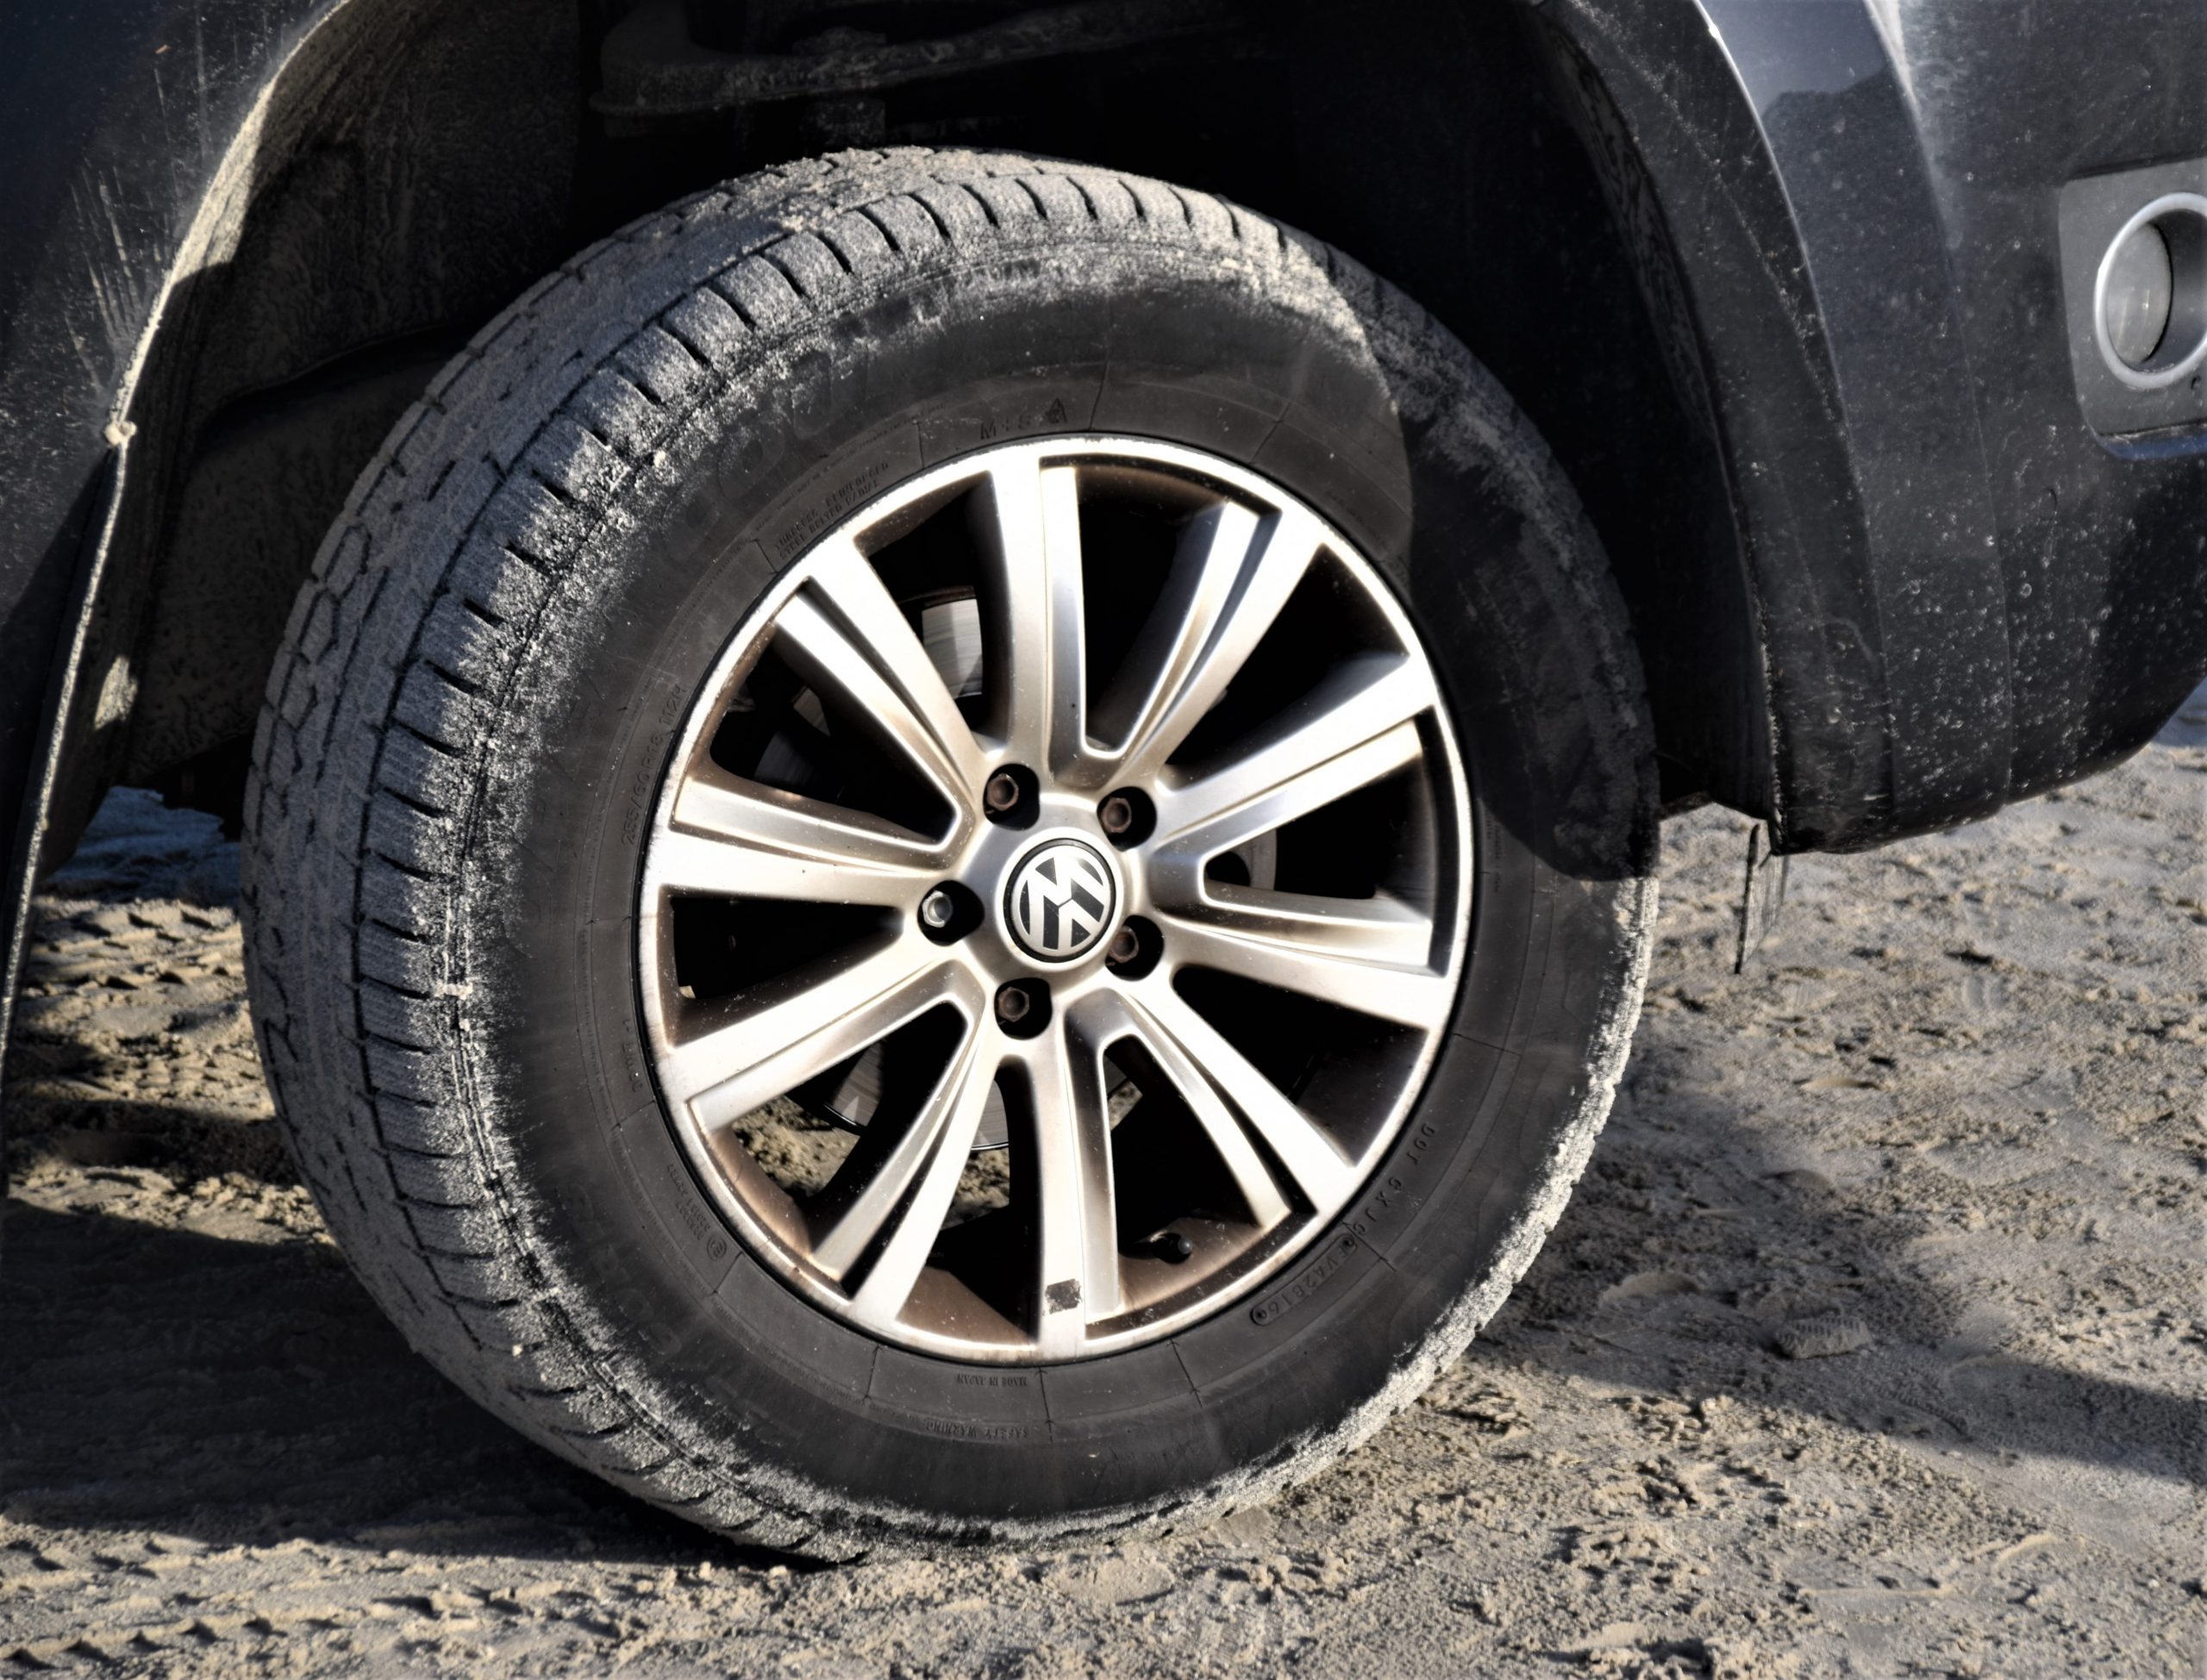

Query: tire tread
[242,148,1654,1556]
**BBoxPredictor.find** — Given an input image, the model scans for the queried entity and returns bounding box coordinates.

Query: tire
[243,147,1657,1557]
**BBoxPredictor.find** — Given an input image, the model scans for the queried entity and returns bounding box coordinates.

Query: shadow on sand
[4,1073,2195,1570]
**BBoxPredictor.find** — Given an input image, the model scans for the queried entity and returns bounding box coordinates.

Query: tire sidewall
[445,232,1652,1535]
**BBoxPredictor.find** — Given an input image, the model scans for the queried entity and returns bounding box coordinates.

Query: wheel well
[102,0,1760,838]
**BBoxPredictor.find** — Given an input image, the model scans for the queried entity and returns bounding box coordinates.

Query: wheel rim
[638,436,1472,1362]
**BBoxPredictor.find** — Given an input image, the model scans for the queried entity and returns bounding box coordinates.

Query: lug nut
[1097,787,1152,846]
[985,771,1022,814]
[995,983,1034,1026]
[919,889,954,930]
[1104,916,1159,978]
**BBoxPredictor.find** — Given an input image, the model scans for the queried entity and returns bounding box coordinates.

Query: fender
[1536,0,2207,851]
[0,0,350,1136]
[1535,0,2010,852]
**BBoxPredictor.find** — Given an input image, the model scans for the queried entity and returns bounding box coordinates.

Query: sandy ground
[3,687,2203,1678]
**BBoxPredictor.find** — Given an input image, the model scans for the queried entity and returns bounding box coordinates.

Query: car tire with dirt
[242,148,1657,1556]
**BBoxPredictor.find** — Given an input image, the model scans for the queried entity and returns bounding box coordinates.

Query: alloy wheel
[638,436,1472,1361]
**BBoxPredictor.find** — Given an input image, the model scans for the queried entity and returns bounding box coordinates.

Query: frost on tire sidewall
[242,149,1658,1556]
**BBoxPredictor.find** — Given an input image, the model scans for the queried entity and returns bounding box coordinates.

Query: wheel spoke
[647,764,946,906]
[1085,992,1291,1228]
[818,1015,997,1309]
[1091,503,1324,783]
[1150,889,1451,1031]
[1151,654,1429,864]
[643,436,1471,1362]
[1129,986,1357,1211]
[970,455,1086,772]
[1028,1002,1123,1353]
[773,541,987,822]
[660,940,964,1130]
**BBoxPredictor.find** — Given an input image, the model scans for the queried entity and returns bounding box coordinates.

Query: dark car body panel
[1,1,330,765]
[1544,0,2207,852]
[2,0,2204,1077]
[0,0,339,1077]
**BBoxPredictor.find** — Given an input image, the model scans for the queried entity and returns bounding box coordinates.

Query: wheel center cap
[1002,836,1119,964]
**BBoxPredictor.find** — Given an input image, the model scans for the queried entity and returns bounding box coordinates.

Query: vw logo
[1004,839,1118,962]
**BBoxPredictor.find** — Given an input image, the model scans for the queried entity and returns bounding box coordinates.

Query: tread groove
[391,717,463,758]
[856,203,904,254]
[910,192,953,245]
[955,181,1000,228]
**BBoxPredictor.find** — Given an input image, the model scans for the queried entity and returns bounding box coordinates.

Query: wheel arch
[22,0,584,890]
[54,0,1808,870]
[1269,0,1779,826]
[9,0,1860,1088]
